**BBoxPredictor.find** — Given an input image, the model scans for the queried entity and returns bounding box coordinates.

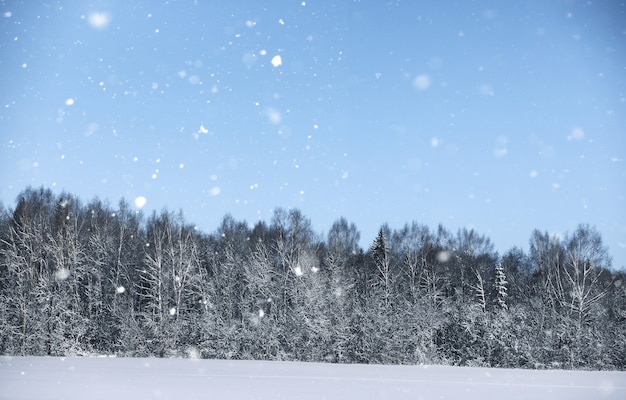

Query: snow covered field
[1,356,625,400]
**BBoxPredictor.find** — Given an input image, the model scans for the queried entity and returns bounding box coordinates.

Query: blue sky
[1,1,625,267]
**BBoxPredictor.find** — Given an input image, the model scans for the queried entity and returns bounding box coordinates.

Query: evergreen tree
[370,227,391,307]
[494,262,508,310]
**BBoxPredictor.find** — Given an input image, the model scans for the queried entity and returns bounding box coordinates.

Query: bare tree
[562,225,611,326]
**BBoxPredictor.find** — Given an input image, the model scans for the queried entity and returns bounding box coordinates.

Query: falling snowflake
[271,55,282,67]
[568,127,585,141]
[413,74,431,90]
[436,251,450,263]
[55,268,70,281]
[87,11,111,29]
[134,196,147,208]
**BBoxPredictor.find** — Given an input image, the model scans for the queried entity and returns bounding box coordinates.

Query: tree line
[0,187,624,370]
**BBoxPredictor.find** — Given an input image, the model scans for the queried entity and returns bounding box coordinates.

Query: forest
[0,187,624,370]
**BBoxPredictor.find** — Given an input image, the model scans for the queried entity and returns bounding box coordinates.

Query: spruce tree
[494,262,508,310]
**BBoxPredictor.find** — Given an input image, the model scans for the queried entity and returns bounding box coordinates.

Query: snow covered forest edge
[0,187,624,370]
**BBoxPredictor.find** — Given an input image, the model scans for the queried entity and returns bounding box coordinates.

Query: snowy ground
[1,356,625,400]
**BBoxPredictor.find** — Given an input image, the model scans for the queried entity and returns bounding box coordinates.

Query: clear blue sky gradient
[1,1,625,267]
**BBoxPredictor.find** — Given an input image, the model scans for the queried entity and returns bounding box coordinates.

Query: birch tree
[562,225,611,326]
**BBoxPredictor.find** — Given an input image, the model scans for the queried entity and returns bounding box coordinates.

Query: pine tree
[370,228,391,307]
[494,262,508,310]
